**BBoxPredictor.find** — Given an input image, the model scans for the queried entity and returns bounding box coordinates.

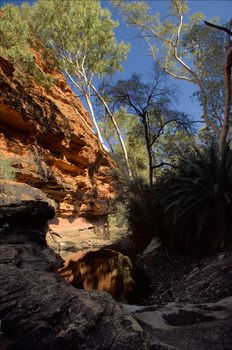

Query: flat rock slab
[124,298,232,350]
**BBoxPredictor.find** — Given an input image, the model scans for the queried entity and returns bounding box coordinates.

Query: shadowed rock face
[58,249,136,303]
[0,55,116,236]
[0,180,56,235]
[0,182,149,350]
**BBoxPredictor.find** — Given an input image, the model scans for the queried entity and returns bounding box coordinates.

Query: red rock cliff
[0,55,116,236]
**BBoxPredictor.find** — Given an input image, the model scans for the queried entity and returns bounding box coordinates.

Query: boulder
[0,180,56,244]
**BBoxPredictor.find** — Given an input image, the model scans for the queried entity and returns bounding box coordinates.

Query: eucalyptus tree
[204,19,232,155]
[113,0,231,154]
[31,0,132,177]
[107,70,194,185]
[99,108,149,180]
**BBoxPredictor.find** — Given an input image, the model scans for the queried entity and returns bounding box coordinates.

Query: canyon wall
[0,54,116,244]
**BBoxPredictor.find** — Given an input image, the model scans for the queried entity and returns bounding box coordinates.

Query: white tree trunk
[90,83,132,179]
[85,93,109,152]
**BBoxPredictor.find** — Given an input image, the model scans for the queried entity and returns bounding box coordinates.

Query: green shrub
[127,144,232,256]
[126,179,158,251]
[0,154,16,180]
[108,201,128,240]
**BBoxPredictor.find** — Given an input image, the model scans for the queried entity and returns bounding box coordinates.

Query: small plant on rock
[0,153,16,180]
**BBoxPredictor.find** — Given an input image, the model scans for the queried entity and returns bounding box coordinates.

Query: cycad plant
[153,143,232,256]
[127,143,232,256]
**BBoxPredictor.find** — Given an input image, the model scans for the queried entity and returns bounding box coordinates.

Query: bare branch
[204,20,232,36]
[145,37,195,82]
[152,162,180,170]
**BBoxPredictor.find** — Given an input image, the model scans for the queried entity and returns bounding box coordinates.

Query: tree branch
[204,20,232,36]
[145,37,196,82]
[152,162,180,170]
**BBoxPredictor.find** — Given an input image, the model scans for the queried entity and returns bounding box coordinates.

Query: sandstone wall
[0,55,116,239]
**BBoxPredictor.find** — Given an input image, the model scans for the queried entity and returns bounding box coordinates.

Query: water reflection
[58,249,136,303]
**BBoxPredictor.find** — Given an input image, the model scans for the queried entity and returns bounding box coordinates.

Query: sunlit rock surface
[47,216,111,258]
[0,54,116,242]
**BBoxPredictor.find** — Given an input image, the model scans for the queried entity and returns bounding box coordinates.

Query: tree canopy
[103,68,195,185]
[113,0,232,154]
[31,0,132,176]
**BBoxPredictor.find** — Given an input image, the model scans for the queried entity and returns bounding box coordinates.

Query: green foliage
[31,0,129,78]
[108,202,128,240]
[0,4,32,67]
[41,48,59,71]
[0,3,56,88]
[112,1,150,25]
[155,123,196,167]
[0,154,16,180]
[183,21,225,126]
[113,0,202,80]
[99,108,149,180]
[127,144,232,256]
[30,0,130,159]
[0,4,31,49]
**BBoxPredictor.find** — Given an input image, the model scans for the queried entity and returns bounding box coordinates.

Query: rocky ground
[138,241,232,305]
[107,236,232,306]
[123,297,232,350]
[1,181,232,349]
[107,237,232,349]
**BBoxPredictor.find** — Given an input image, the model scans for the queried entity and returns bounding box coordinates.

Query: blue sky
[1,0,232,120]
